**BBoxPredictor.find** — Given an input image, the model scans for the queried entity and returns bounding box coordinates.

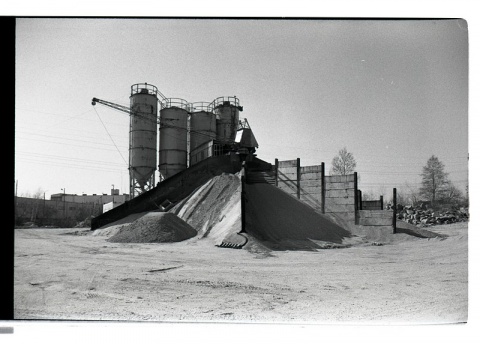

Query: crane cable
[93,105,128,167]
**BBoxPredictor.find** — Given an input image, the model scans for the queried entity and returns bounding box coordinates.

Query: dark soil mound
[107,212,197,243]
[244,183,351,251]
[396,221,447,239]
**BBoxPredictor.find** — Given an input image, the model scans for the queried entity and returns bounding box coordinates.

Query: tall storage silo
[189,102,217,165]
[129,83,158,197]
[212,96,243,143]
[159,98,189,180]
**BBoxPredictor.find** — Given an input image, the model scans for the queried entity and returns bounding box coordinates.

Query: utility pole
[43,192,46,221]
[393,188,397,234]
[61,188,66,219]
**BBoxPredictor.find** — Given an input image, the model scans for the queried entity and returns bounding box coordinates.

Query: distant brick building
[15,189,130,227]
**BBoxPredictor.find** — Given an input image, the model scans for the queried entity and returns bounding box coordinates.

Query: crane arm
[91,97,232,142]
[92,97,161,127]
[91,98,131,114]
[92,97,159,123]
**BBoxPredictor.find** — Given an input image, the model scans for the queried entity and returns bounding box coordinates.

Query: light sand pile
[244,183,352,251]
[170,173,242,245]
[91,212,150,237]
[107,212,197,243]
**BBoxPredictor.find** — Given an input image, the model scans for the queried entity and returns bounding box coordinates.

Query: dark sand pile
[326,212,446,245]
[244,183,352,251]
[107,212,197,243]
[396,221,448,239]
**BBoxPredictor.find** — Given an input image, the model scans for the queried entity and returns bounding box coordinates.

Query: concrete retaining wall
[277,159,298,198]
[299,165,323,211]
[324,174,356,222]
[358,210,393,226]
[276,158,357,222]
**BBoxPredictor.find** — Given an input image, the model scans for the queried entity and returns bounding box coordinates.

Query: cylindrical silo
[159,98,189,180]
[190,102,217,151]
[129,83,158,197]
[211,96,243,143]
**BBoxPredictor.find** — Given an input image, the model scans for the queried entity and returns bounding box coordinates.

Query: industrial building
[50,188,129,204]
[90,83,390,247]
[15,189,130,227]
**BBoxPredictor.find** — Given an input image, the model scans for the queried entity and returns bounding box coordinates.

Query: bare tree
[419,155,449,207]
[33,188,45,200]
[330,147,357,175]
[443,181,464,206]
[403,182,420,206]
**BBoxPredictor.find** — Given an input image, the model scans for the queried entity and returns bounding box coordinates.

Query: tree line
[330,147,467,209]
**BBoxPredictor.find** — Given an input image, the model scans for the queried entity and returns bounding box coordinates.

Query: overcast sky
[15,18,469,200]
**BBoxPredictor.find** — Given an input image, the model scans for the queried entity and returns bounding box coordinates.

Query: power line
[16,151,127,167]
[15,106,94,117]
[15,130,128,147]
[359,179,468,187]
[261,142,469,161]
[15,136,129,153]
[15,157,127,174]
[356,169,468,175]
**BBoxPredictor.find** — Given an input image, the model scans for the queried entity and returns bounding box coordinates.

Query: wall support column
[393,188,397,234]
[321,162,325,214]
[274,158,279,187]
[354,172,358,225]
[296,158,301,199]
[357,189,362,210]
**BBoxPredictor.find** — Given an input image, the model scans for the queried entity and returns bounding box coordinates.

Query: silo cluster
[158,95,243,180]
[128,83,243,186]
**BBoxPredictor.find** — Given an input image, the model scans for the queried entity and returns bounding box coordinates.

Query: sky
[15,17,469,201]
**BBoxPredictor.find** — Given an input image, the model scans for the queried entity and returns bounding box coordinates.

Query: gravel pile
[107,212,197,243]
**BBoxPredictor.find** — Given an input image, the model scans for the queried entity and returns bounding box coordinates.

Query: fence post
[321,162,325,214]
[275,158,279,187]
[296,158,301,200]
[354,172,358,225]
[241,164,246,233]
[357,189,362,210]
[392,188,397,234]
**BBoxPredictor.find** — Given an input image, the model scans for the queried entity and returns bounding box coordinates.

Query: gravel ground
[14,222,468,325]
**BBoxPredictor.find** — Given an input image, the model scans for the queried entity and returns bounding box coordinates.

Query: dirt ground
[14,221,467,325]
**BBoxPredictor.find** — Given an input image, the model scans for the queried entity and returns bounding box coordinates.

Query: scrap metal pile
[386,204,469,227]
